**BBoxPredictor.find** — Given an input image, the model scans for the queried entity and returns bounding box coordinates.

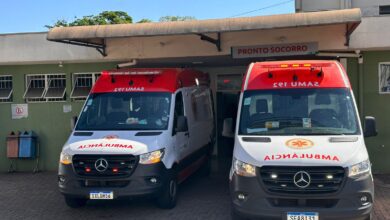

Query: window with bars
[71,73,100,100]
[380,5,390,15]
[379,63,390,94]
[45,75,66,99]
[0,75,13,103]
[24,74,66,102]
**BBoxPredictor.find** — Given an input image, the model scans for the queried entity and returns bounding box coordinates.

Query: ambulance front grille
[259,166,346,195]
[72,154,138,178]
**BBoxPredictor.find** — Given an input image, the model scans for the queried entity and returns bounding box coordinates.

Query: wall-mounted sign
[63,104,72,113]
[232,42,318,59]
[11,104,28,119]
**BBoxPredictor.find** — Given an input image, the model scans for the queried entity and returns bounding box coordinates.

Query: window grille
[24,74,66,102]
[380,5,390,15]
[379,63,390,94]
[71,73,100,101]
[45,75,66,101]
[0,75,13,103]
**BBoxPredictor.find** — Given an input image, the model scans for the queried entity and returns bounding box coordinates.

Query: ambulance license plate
[287,212,319,220]
[89,191,114,200]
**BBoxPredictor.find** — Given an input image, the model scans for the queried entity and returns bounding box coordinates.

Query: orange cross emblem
[103,135,118,140]
[286,138,314,149]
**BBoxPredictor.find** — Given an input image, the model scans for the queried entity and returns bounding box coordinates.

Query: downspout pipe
[358,54,364,120]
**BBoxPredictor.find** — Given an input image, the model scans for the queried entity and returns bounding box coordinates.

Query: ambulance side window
[173,92,184,135]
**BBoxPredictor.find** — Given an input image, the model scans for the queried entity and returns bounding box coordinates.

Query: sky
[0,0,295,34]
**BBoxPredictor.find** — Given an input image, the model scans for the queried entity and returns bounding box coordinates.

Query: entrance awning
[47,9,361,56]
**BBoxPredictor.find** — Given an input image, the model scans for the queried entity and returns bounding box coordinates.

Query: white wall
[296,0,347,12]
[0,32,106,65]
[296,0,390,16]
[350,16,390,50]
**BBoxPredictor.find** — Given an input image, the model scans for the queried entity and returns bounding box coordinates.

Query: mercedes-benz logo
[293,171,311,188]
[95,158,109,172]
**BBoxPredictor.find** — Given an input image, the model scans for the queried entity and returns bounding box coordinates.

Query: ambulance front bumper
[58,162,168,199]
[230,172,374,220]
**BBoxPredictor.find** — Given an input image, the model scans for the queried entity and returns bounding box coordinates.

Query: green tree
[45,11,133,28]
[159,16,196,22]
[137,18,153,23]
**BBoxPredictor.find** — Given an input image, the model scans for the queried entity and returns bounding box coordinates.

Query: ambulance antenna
[268,69,273,78]
[149,75,155,83]
[317,67,323,77]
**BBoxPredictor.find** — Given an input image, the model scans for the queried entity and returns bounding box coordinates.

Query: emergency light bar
[260,63,331,68]
[104,70,163,76]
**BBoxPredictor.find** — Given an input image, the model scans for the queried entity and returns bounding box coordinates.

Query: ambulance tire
[156,169,178,209]
[64,196,87,208]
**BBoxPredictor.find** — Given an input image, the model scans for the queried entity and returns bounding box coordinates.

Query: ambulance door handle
[184,132,190,137]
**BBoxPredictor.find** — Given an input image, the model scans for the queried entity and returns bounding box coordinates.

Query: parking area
[0,170,389,220]
[0,170,231,220]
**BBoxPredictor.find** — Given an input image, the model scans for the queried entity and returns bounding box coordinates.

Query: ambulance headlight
[348,159,371,177]
[140,149,165,165]
[233,158,256,177]
[60,152,72,165]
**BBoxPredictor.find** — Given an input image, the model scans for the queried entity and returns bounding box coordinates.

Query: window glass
[217,74,242,91]
[239,88,360,135]
[24,74,66,102]
[71,73,100,100]
[76,92,171,131]
[379,5,390,15]
[191,89,212,121]
[173,91,184,129]
[379,63,390,94]
[0,75,13,103]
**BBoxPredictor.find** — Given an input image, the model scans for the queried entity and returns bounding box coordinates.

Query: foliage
[137,19,153,23]
[159,16,196,22]
[46,12,197,29]
[45,11,133,28]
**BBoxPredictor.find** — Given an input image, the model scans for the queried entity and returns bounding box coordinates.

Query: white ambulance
[58,68,215,209]
[225,61,377,220]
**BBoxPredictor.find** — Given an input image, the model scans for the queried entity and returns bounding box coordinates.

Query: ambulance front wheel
[156,170,178,209]
[64,196,87,208]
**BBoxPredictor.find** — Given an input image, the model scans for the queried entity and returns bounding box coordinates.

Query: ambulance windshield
[76,92,171,131]
[239,88,360,135]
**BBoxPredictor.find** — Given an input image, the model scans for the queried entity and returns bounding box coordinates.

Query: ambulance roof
[243,60,350,91]
[91,68,209,94]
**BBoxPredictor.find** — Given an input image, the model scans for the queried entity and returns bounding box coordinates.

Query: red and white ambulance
[58,68,214,209]
[226,60,377,220]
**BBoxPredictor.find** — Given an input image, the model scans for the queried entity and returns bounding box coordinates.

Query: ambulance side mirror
[364,116,377,138]
[70,116,78,130]
[222,118,234,138]
[176,115,188,133]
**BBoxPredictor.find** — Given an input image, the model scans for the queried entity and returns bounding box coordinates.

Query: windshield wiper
[294,132,343,135]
